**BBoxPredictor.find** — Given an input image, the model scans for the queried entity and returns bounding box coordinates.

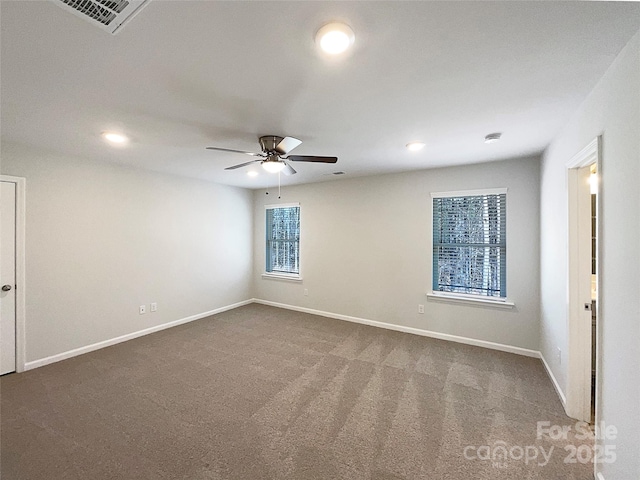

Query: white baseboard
[539,352,567,407]
[252,299,539,358]
[24,299,253,370]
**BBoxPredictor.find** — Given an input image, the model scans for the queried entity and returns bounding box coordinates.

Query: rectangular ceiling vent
[52,0,152,35]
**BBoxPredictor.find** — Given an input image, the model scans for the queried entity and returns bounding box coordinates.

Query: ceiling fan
[206,135,337,175]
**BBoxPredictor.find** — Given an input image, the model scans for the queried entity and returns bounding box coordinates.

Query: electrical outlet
[304,289,308,296]
[139,305,146,315]
[150,302,157,312]
[557,348,562,365]
[418,304,425,314]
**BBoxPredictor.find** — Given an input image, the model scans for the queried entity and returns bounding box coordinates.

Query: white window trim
[431,187,508,198]
[265,202,300,209]
[264,202,301,279]
[426,292,515,309]
[430,187,511,306]
[261,272,303,282]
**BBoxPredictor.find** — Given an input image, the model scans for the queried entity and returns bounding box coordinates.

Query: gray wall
[1,142,253,363]
[253,157,541,351]
[540,30,640,479]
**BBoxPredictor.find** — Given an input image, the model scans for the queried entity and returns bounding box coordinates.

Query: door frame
[1,175,26,373]
[565,137,601,424]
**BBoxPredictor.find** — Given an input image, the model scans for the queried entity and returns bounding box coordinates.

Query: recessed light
[247,171,258,177]
[484,133,502,144]
[102,132,128,144]
[406,142,425,151]
[316,23,355,55]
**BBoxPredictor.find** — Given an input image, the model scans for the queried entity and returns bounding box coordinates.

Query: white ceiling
[2,1,639,189]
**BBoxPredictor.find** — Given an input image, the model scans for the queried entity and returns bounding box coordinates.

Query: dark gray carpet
[1,304,592,479]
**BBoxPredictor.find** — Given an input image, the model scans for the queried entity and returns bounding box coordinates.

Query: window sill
[426,292,515,309]
[262,273,302,282]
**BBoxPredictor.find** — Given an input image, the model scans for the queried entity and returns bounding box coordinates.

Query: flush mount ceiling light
[406,142,425,151]
[484,132,502,144]
[316,22,355,55]
[102,132,128,144]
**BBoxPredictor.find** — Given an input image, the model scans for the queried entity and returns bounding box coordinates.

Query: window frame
[263,203,302,281]
[429,188,513,307]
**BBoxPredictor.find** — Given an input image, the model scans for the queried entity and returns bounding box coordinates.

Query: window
[432,189,506,299]
[265,204,300,277]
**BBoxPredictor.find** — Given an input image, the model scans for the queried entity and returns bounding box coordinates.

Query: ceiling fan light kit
[262,159,286,173]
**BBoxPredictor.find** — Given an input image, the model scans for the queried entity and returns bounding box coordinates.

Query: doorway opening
[566,137,600,425]
[589,163,597,424]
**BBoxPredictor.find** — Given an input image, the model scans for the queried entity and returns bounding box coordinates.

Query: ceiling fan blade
[224,159,262,170]
[286,155,338,163]
[206,146,263,156]
[275,136,302,155]
[282,163,297,176]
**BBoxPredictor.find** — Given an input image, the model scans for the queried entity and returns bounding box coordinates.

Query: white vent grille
[52,0,151,34]
[60,0,128,26]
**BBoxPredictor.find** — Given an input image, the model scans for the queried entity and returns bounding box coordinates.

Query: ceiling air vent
[52,0,152,34]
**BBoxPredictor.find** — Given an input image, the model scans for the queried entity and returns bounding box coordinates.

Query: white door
[1,180,17,374]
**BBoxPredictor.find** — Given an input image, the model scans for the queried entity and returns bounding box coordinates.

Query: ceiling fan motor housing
[259,135,285,154]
